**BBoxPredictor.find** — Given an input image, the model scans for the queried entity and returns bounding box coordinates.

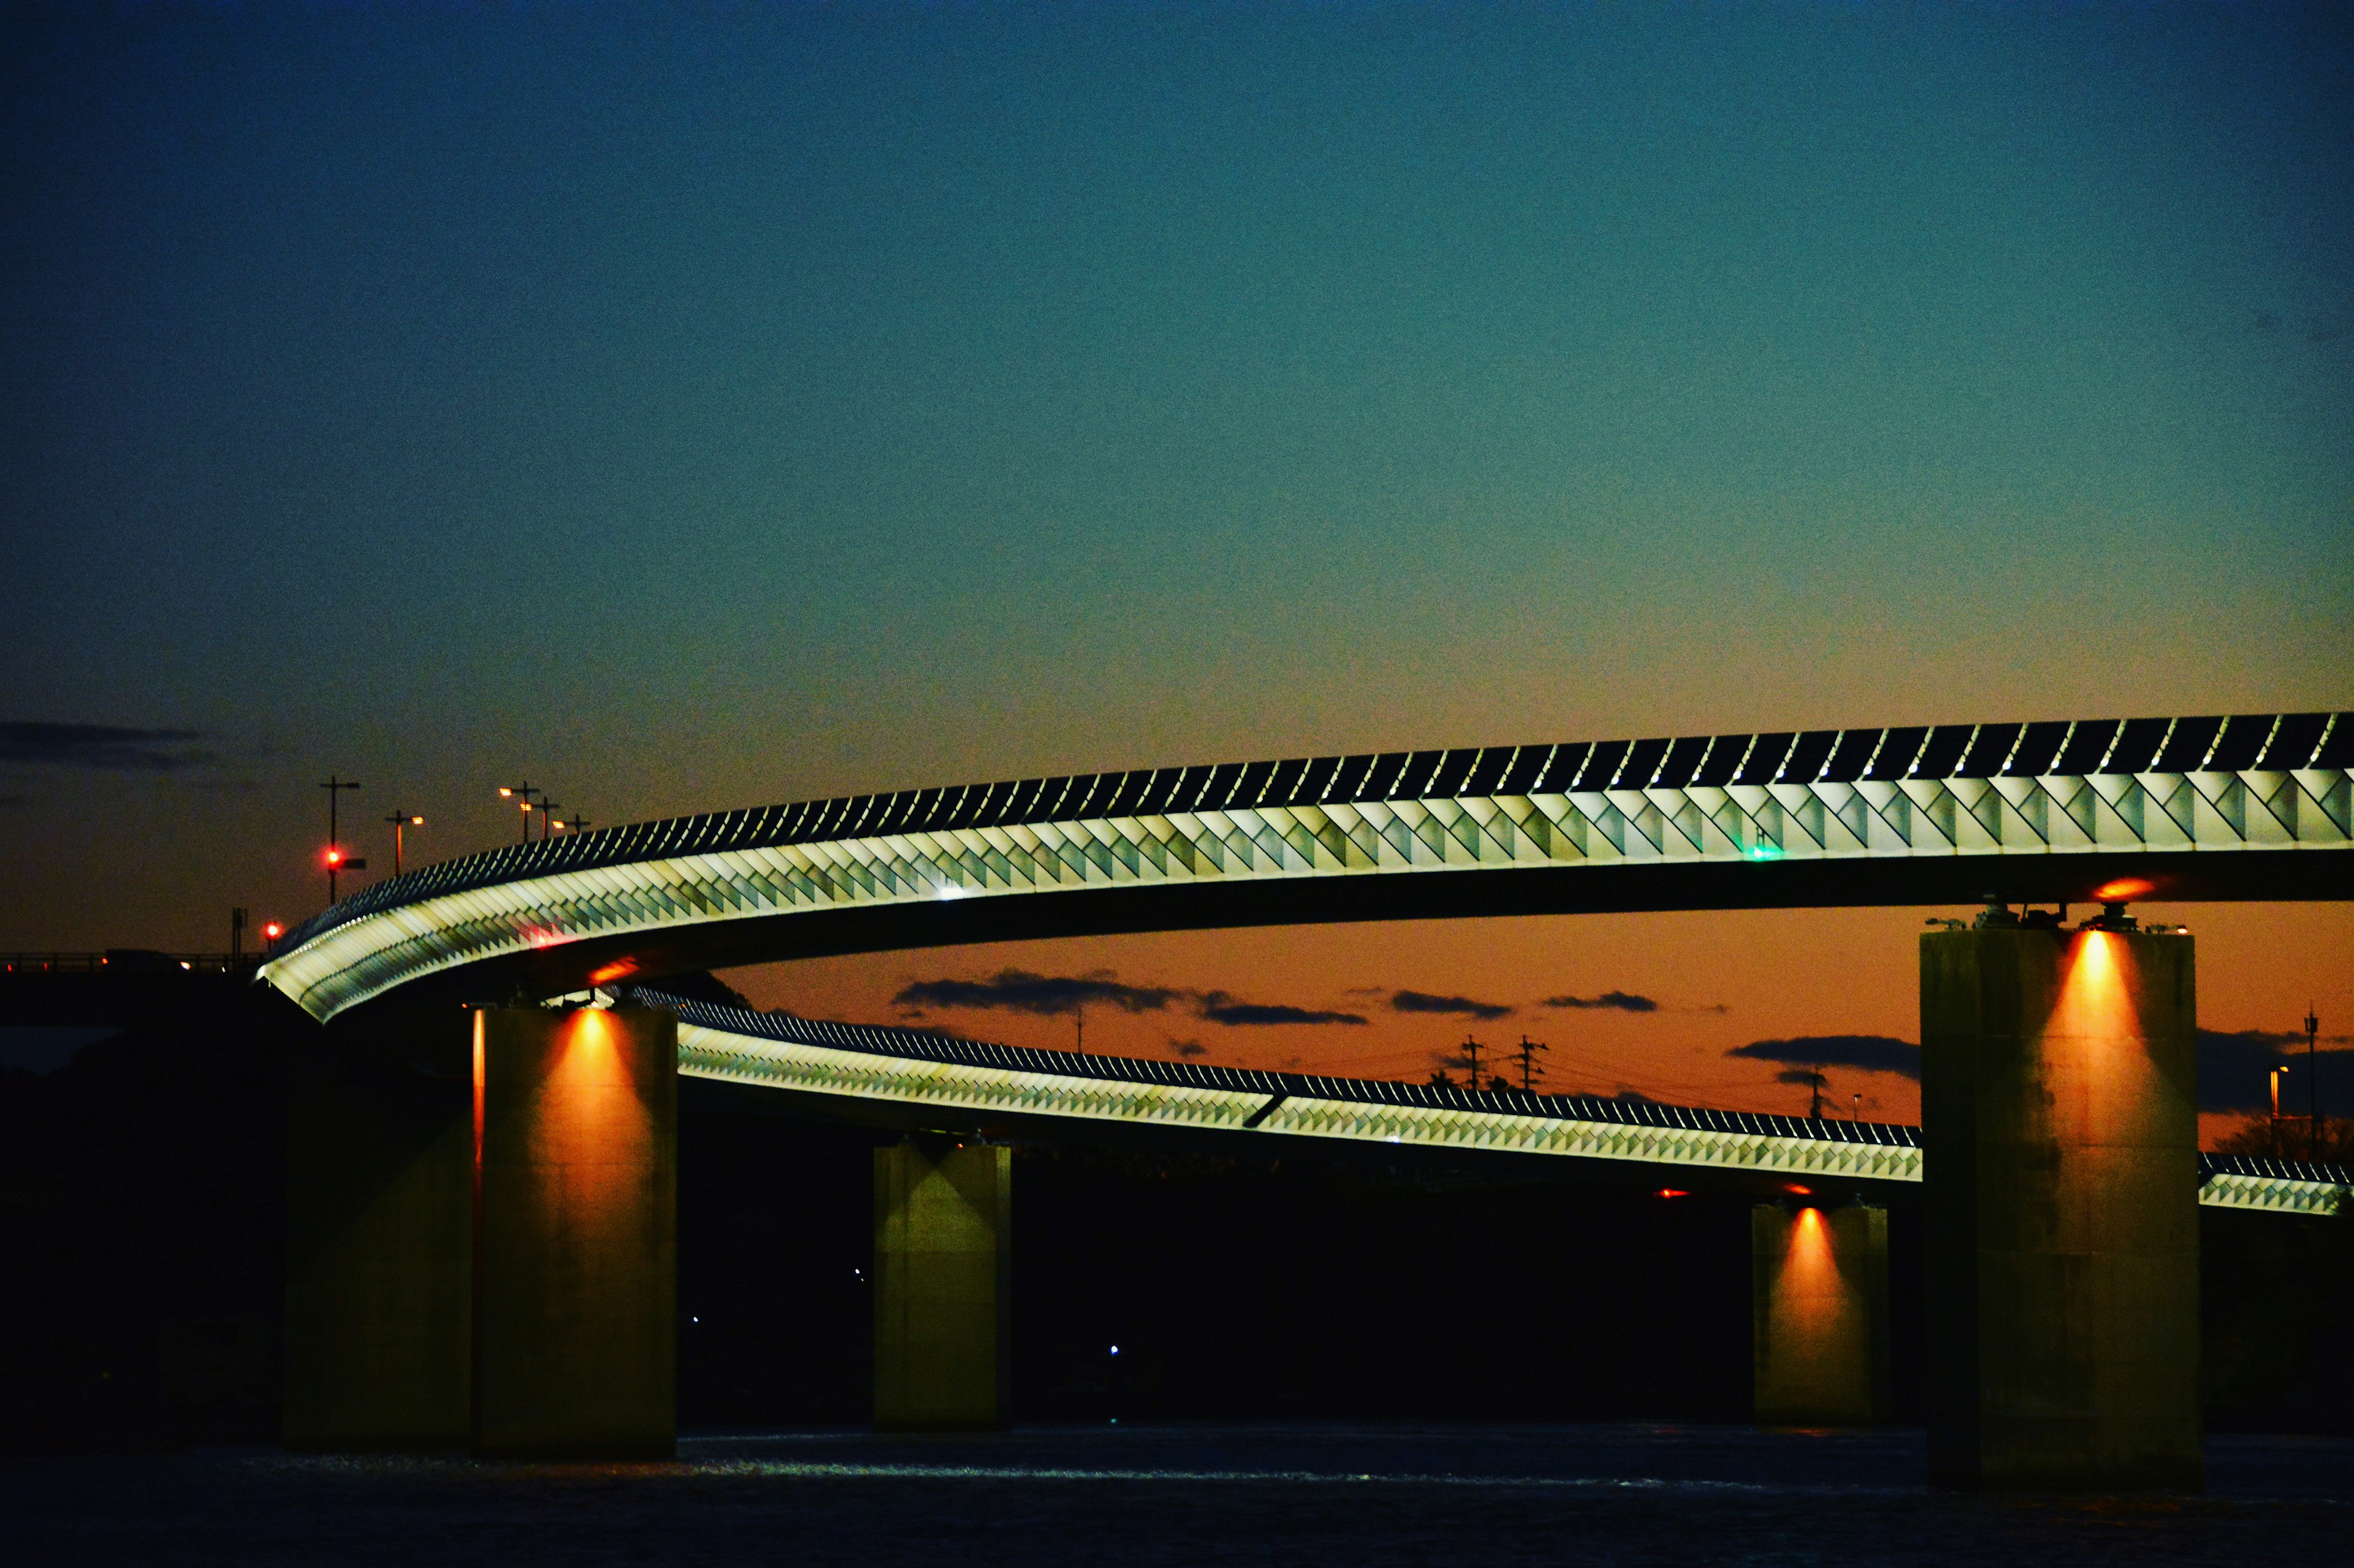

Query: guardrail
[1,951,261,975]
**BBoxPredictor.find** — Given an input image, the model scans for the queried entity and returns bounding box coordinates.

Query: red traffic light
[324,847,343,866]
[263,921,284,940]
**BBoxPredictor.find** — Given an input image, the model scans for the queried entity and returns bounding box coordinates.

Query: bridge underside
[345,845,2348,1022]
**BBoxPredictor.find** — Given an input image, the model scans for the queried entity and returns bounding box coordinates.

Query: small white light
[1110,1345,1119,1355]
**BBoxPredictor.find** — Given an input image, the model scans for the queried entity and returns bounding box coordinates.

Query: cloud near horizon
[1,721,212,772]
[1198,991,1368,1027]
[893,970,1178,1018]
[1545,991,1660,1013]
[1391,989,1514,1022]
[1730,1035,1923,1078]
[2196,1029,2354,1115]
[895,970,1366,1028]
[1728,1029,2354,1113]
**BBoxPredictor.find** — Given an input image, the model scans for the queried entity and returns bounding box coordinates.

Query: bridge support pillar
[1921,924,2200,1490]
[874,1139,1011,1431]
[473,1005,677,1459]
[284,1027,473,1450]
[1753,1203,1888,1426]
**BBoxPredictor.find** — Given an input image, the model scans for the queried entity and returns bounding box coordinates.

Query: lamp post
[497,782,542,843]
[385,810,424,875]
[2307,1003,2322,1159]
[319,775,362,904]
[537,802,561,843]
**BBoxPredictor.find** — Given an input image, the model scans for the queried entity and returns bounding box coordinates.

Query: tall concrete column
[874,1140,1011,1431]
[1753,1203,1889,1426]
[473,1005,677,1459]
[1922,923,2200,1490]
[284,1027,473,1450]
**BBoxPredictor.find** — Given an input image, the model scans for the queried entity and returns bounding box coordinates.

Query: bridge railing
[1,951,259,975]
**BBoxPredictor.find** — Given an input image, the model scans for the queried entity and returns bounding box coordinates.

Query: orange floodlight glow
[2092,877,2155,903]
[2055,928,2140,1057]
[1784,1183,1813,1196]
[1656,1188,1690,1199]
[588,958,639,986]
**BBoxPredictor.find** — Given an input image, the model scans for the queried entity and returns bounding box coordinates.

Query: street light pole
[319,775,362,904]
[2307,1002,2322,1160]
[386,809,424,875]
[497,782,541,843]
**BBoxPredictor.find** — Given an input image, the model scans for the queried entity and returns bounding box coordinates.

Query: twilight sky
[5,3,2349,1125]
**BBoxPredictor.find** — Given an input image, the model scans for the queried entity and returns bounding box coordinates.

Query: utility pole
[319,775,362,904]
[1512,1034,1548,1092]
[2307,1002,2322,1160]
[385,809,423,875]
[1460,1034,1487,1091]
[1809,1064,1825,1121]
[498,782,541,843]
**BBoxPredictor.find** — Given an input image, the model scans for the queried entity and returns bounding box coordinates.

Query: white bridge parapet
[668,1005,2347,1219]
[264,713,2353,1021]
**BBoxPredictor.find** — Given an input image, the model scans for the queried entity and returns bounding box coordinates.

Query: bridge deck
[647,991,2350,1218]
[263,712,2354,1021]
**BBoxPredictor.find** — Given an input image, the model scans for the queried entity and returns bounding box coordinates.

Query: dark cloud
[1730,1035,1922,1078]
[1170,1038,1208,1058]
[0,721,211,772]
[1545,991,1659,1013]
[2197,1030,2354,1115]
[1198,991,1367,1027]
[894,969,1177,1018]
[898,970,1385,1029]
[1776,1067,1828,1087]
[1729,1028,2354,1114]
[1391,989,1514,1021]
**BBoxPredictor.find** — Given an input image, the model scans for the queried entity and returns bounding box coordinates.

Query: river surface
[13,1423,2352,1565]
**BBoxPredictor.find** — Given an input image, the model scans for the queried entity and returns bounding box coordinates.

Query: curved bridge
[264,712,2353,1021]
[655,991,2348,1217]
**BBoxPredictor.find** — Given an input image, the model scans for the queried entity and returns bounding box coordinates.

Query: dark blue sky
[4,4,2347,1110]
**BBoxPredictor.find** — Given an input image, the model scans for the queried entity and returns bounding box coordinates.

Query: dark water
[12,1425,2351,1566]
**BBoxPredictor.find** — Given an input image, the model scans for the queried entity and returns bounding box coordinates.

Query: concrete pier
[1921,923,2200,1490]
[873,1140,1011,1431]
[1752,1203,1888,1426]
[473,1005,677,1459]
[283,1029,473,1450]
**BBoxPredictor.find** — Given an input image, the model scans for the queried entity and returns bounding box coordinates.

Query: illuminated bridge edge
[656,995,2349,1217]
[261,711,2354,1021]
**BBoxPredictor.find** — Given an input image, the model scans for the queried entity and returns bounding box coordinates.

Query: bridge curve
[652,990,2348,1217]
[262,712,2354,1021]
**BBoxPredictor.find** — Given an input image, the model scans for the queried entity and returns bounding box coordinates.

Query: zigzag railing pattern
[262,712,2352,1020]
[658,995,2348,1216]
